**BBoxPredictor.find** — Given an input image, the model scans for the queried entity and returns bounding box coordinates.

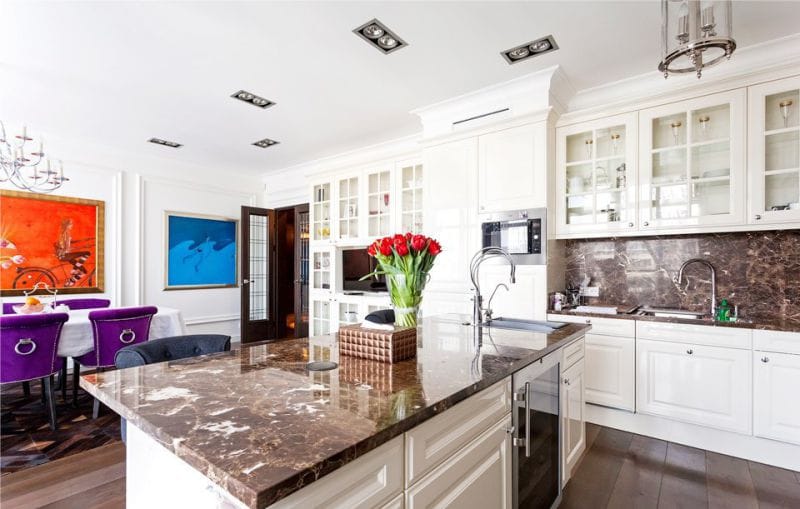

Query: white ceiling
[2,1,799,177]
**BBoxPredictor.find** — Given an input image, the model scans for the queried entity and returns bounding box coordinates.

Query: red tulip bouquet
[363,233,442,327]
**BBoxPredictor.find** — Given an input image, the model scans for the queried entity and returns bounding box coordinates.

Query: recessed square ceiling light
[501,35,558,65]
[148,137,182,148]
[252,138,279,149]
[231,90,275,109]
[353,19,407,54]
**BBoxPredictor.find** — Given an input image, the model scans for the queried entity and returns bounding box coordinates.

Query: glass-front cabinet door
[310,297,331,336]
[397,160,423,233]
[748,75,800,225]
[556,112,638,236]
[310,248,332,294]
[336,174,361,242]
[310,181,332,243]
[366,167,393,237]
[639,89,745,230]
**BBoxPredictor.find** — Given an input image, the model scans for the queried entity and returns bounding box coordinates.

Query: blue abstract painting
[165,213,237,289]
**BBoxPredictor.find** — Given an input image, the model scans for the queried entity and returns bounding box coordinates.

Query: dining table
[56,306,186,358]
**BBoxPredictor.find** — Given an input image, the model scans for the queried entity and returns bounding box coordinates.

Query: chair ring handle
[14,338,37,356]
[119,328,136,344]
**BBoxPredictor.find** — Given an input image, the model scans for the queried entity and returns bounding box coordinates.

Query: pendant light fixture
[658,0,736,79]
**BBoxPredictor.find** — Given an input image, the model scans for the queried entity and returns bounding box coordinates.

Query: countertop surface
[548,308,800,333]
[80,315,589,509]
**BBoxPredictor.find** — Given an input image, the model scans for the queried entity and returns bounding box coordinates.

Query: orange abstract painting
[0,190,104,295]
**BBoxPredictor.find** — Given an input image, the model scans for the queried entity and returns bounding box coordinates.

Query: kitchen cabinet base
[585,404,800,472]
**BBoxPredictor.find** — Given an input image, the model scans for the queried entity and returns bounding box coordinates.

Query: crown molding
[411,65,574,139]
[560,33,800,126]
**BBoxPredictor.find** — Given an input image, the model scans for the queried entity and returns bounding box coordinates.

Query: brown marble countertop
[80,315,589,509]
[548,308,800,333]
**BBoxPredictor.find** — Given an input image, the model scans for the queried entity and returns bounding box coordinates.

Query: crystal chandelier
[0,121,68,193]
[658,0,736,79]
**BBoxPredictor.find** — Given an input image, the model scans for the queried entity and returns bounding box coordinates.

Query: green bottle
[716,299,732,322]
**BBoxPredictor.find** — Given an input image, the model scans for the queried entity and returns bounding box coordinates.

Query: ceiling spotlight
[353,19,407,54]
[148,137,182,148]
[501,35,558,65]
[252,137,279,149]
[231,90,275,109]
[362,24,384,39]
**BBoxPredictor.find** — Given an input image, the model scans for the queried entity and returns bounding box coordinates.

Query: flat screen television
[342,248,386,293]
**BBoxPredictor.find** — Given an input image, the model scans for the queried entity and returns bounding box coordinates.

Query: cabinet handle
[585,319,592,324]
[564,378,570,386]
[761,356,769,363]
[627,222,634,227]
[643,221,650,227]
[686,349,694,355]
[755,214,762,220]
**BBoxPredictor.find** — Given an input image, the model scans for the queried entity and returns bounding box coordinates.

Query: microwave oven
[480,207,546,265]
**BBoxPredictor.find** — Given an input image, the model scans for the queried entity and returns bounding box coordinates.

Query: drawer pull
[686,349,694,355]
[755,214,762,220]
[585,319,591,324]
[761,356,770,363]
[564,378,570,386]
[627,222,634,227]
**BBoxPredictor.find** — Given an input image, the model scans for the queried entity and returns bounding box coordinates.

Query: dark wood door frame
[294,203,310,338]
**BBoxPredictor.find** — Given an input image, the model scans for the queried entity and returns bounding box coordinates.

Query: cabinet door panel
[638,89,746,231]
[584,334,635,411]
[478,123,544,213]
[636,339,751,434]
[562,360,585,483]
[748,75,800,224]
[423,138,479,294]
[406,418,512,509]
[754,351,800,445]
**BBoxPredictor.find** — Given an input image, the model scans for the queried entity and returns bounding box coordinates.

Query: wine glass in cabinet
[748,76,800,225]
[639,89,745,230]
[556,112,638,236]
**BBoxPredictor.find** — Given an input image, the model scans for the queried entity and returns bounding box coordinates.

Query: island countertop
[80,315,590,509]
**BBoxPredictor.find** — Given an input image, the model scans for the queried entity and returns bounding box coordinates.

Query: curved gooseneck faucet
[675,258,716,318]
[469,247,516,326]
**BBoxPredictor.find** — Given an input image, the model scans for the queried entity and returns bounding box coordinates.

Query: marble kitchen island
[80,315,589,509]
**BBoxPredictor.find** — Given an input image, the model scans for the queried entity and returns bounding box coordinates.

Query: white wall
[1,131,263,341]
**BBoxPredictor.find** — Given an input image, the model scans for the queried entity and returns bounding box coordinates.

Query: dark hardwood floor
[561,423,800,509]
[1,375,121,475]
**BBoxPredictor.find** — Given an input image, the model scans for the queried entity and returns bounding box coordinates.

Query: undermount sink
[481,317,568,333]
[634,307,707,320]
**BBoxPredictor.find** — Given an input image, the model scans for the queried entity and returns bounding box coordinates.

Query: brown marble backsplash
[564,230,800,323]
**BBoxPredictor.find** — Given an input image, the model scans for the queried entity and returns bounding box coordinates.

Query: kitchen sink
[481,317,568,333]
[634,307,707,320]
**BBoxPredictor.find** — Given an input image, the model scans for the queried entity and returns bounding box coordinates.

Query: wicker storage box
[338,324,417,363]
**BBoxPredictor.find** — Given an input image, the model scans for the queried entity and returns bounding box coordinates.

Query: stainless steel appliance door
[512,352,561,509]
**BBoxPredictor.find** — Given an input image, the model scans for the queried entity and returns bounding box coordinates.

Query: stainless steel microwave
[480,207,547,265]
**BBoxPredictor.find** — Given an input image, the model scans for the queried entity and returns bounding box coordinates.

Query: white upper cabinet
[748,75,800,225]
[423,137,479,295]
[396,159,424,234]
[365,165,395,239]
[310,181,333,243]
[335,172,362,244]
[477,122,546,213]
[556,113,638,236]
[638,89,746,231]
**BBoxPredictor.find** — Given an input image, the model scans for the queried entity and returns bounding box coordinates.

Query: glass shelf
[367,170,392,237]
[400,163,423,233]
[311,251,331,291]
[337,176,359,240]
[311,299,331,336]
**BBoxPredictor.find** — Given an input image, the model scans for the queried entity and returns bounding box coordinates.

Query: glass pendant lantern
[659,0,736,79]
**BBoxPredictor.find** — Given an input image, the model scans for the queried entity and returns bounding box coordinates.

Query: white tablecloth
[57,307,186,357]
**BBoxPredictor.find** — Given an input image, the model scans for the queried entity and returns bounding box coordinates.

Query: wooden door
[294,204,310,338]
[240,206,275,343]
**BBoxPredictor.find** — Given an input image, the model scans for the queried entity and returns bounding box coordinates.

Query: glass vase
[386,273,424,328]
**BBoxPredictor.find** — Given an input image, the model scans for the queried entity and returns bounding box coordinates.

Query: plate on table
[13,304,48,314]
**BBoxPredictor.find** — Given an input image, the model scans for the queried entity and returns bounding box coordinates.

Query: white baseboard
[586,404,800,471]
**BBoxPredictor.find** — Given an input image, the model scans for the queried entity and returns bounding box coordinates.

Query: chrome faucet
[675,258,716,318]
[470,247,516,326]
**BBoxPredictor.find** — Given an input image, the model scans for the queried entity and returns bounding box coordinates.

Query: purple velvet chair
[73,306,157,417]
[59,298,112,310]
[1,313,69,430]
